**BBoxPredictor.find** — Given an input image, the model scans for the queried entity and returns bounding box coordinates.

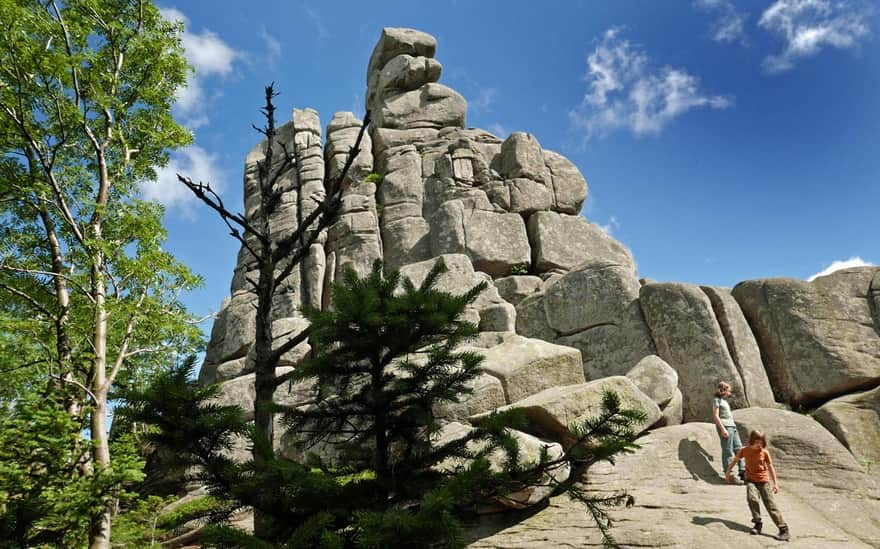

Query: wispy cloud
[303,6,329,42]
[597,215,620,236]
[258,26,282,63]
[570,27,732,138]
[160,7,241,127]
[807,256,875,281]
[487,123,508,138]
[141,146,226,218]
[759,0,871,73]
[694,0,749,44]
[469,87,497,114]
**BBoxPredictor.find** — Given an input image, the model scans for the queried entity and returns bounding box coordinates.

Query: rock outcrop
[733,268,880,406]
[191,25,880,547]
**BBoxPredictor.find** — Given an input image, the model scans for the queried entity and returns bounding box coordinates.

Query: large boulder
[429,201,531,276]
[366,27,437,83]
[516,260,655,380]
[625,354,678,408]
[701,285,776,408]
[542,150,588,214]
[498,132,550,185]
[527,211,635,274]
[732,268,880,406]
[213,369,316,422]
[640,282,746,422]
[473,377,661,447]
[658,387,683,427]
[433,371,506,422]
[813,385,880,483]
[398,254,515,329]
[475,335,585,404]
[198,357,248,386]
[493,275,543,306]
[204,292,258,365]
[374,83,467,130]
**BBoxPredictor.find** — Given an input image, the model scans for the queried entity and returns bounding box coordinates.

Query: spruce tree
[124,259,646,548]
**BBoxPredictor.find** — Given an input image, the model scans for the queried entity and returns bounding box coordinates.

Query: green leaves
[0,389,145,547]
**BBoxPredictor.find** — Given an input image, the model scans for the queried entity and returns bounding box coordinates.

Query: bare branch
[175,175,268,260]
[270,110,370,269]
[0,264,95,303]
[269,326,312,378]
[49,373,97,403]
[0,281,56,319]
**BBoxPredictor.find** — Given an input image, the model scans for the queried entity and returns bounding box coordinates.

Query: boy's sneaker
[750,522,762,535]
[777,526,790,541]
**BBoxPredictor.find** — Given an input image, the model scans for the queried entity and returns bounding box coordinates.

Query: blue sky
[140,0,880,322]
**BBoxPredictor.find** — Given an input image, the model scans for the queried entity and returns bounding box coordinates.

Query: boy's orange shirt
[741,446,772,483]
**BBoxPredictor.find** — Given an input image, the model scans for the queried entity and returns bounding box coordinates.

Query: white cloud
[570,28,732,138]
[487,123,508,138]
[695,0,749,44]
[140,146,225,218]
[160,7,241,126]
[598,216,620,235]
[469,87,497,114]
[759,0,871,73]
[807,256,875,281]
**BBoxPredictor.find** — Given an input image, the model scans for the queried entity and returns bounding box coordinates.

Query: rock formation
[196,26,880,546]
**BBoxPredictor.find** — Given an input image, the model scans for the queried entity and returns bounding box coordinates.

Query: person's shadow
[678,439,726,485]
[691,516,751,533]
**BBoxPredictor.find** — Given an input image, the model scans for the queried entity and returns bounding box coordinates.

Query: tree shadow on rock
[678,439,725,485]
[692,515,751,533]
[461,502,550,544]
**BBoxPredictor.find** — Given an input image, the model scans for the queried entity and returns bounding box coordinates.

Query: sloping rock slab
[467,421,880,548]
[732,268,880,406]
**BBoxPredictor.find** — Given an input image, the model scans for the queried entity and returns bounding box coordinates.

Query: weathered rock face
[813,385,880,484]
[641,283,751,422]
[516,259,655,380]
[472,377,662,447]
[194,26,880,545]
[639,282,779,422]
[626,354,678,408]
[733,268,880,406]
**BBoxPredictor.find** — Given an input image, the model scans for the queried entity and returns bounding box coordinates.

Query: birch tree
[0,1,201,546]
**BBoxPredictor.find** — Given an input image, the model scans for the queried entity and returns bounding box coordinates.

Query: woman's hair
[715,381,731,397]
[748,430,767,448]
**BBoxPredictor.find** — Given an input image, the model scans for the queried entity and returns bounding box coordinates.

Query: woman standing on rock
[712,381,745,484]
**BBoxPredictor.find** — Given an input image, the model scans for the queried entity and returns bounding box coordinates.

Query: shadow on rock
[692,515,752,533]
[678,439,725,485]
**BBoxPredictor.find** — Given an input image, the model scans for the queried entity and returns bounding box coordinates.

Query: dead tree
[176,85,369,534]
